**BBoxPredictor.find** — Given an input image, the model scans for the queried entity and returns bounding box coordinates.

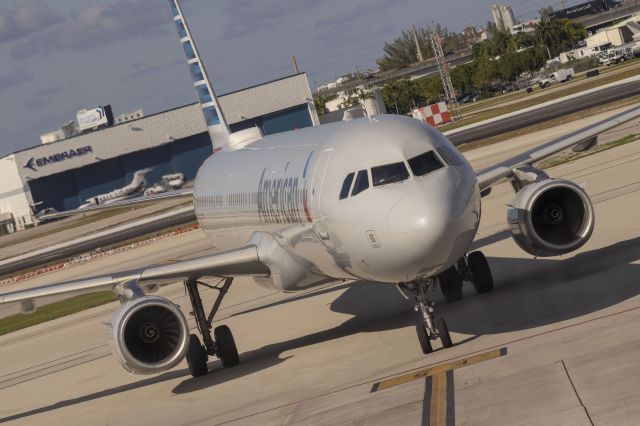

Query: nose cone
[386,178,479,276]
[387,191,453,256]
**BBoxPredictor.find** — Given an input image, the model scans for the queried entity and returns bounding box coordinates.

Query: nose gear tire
[435,317,453,348]
[416,324,433,354]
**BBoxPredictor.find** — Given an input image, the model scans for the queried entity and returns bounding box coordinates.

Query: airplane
[77,168,152,209]
[1,0,639,380]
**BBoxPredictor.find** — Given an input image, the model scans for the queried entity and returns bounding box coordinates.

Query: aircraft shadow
[174,235,640,393]
[446,235,640,335]
[4,236,638,414]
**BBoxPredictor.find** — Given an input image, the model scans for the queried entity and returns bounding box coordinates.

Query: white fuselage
[193,115,481,290]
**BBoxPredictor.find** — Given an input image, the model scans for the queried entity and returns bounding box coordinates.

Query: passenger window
[339,172,355,200]
[436,146,463,166]
[371,162,409,187]
[351,170,369,196]
[408,151,444,176]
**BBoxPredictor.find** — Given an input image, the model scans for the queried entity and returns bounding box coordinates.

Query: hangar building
[0,73,319,233]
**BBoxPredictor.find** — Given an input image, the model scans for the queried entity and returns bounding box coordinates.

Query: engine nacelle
[507,179,594,257]
[108,296,189,375]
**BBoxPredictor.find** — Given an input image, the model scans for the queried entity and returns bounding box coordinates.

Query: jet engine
[507,179,594,257]
[108,296,189,375]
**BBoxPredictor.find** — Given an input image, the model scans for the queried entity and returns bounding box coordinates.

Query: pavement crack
[561,360,594,426]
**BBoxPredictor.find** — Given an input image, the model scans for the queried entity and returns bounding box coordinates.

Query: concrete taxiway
[1,114,640,425]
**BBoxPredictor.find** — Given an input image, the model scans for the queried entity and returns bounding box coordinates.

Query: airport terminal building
[0,73,319,233]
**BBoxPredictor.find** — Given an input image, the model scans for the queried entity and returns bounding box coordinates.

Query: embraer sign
[24,146,93,172]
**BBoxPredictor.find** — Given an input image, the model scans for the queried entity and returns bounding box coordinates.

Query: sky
[0,0,569,156]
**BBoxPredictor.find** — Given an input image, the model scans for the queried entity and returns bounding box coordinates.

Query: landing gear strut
[184,277,239,377]
[400,279,453,354]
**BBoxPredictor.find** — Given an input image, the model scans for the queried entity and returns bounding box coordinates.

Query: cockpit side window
[436,146,464,166]
[339,172,355,200]
[408,151,445,177]
[371,162,409,187]
[351,170,369,196]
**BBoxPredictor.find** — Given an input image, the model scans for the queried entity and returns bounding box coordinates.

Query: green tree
[535,19,586,58]
[377,24,473,71]
[382,79,424,114]
[451,63,476,94]
[538,6,554,19]
[377,29,432,71]
[473,57,498,90]
[314,95,329,115]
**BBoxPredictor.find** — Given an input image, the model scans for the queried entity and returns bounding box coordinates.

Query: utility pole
[428,25,461,121]
[412,25,424,62]
[291,56,299,74]
[560,0,566,9]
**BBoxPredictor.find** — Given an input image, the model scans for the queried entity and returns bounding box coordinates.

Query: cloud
[10,0,170,60]
[0,1,64,43]
[221,0,326,40]
[120,59,182,82]
[315,0,410,33]
[24,98,44,109]
[0,69,34,92]
[22,85,64,109]
[33,85,63,97]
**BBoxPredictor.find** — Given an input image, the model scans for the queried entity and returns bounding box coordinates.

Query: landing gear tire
[467,251,494,294]
[435,317,453,348]
[416,323,433,354]
[439,266,463,303]
[186,334,208,377]
[214,325,239,368]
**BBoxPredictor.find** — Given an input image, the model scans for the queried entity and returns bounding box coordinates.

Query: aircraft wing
[0,245,269,311]
[475,105,640,191]
[39,188,194,221]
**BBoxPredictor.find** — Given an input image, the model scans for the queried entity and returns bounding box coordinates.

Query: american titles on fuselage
[257,168,303,224]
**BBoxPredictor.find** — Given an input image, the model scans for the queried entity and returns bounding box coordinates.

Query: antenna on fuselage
[169,0,231,150]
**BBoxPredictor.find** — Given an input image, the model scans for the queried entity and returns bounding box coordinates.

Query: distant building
[585,15,640,48]
[462,26,481,45]
[115,109,145,125]
[492,4,517,34]
[0,73,318,232]
[39,121,77,144]
[512,19,540,35]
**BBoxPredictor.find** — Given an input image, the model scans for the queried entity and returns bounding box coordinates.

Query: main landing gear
[439,250,494,303]
[184,277,239,377]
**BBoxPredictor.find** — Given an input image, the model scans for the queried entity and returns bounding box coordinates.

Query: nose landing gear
[400,279,453,354]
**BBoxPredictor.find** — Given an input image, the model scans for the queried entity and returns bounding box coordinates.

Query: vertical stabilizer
[169,0,231,150]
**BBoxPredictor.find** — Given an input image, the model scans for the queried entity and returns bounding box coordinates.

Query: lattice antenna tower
[428,25,461,121]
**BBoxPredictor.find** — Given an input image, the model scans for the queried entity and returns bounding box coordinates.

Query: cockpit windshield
[371,162,409,187]
[408,150,444,177]
[352,170,369,196]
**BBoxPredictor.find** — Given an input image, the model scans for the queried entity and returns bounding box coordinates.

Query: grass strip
[539,133,640,169]
[0,220,198,281]
[441,62,640,132]
[457,93,640,152]
[0,291,117,337]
